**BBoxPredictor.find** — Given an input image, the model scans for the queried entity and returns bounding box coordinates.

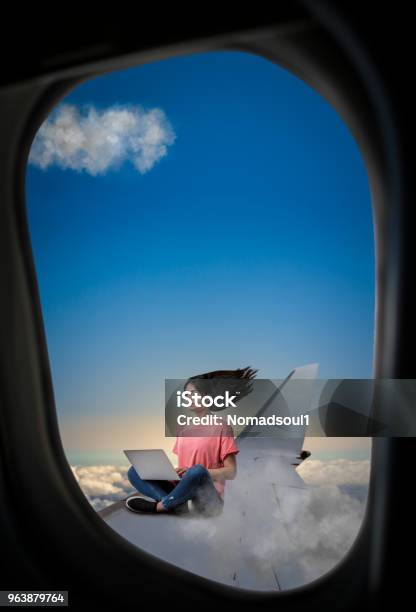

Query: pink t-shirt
[172,422,239,498]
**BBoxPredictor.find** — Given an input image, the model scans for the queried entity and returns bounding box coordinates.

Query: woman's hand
[208,454,237,482]
[175,466,189,477]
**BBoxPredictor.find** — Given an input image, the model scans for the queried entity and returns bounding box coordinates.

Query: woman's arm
[208,453,237,482]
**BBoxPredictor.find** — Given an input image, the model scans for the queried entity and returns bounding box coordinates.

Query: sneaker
[125,496,158,513]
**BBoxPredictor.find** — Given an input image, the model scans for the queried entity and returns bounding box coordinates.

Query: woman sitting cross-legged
[125,366,257,517]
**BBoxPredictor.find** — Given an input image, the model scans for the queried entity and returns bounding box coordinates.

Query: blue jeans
[127,464,224,517]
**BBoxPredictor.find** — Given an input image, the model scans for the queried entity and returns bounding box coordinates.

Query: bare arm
[208,453,237,482]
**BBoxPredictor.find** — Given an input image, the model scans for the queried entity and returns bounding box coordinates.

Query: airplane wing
[99,363,319,591]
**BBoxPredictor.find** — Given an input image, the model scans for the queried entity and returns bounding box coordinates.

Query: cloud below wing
[297,458,370,486]
[71,459,370,589]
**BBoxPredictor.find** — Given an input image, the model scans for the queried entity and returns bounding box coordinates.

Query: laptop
[124,449,179,481]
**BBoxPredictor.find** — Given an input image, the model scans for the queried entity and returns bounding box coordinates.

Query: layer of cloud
[297,458,371,486]
[172,457,370,589]
[71,459,370,590]
[70,464,135,510]
[29,103,176,175]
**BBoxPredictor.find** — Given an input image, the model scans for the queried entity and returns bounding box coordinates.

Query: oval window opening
[26,49,374,592]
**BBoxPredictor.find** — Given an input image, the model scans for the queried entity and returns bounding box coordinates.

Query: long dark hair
[184,366,258,411]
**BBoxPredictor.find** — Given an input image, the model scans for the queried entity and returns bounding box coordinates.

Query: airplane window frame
[1,4,403,606]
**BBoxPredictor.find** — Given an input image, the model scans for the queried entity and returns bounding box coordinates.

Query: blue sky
[25,50,374,459]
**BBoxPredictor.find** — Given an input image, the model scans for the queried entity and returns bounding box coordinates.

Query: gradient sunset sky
[25,50,374,465]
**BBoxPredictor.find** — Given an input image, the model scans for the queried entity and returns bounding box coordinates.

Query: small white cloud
[29,103,176,175]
